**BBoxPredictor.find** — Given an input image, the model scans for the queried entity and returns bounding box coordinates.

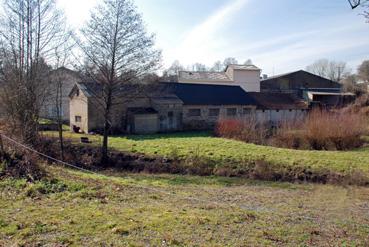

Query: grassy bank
[45,131,369,176]
[1,165,369,246]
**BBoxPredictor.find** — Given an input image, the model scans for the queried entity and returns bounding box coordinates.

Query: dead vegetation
[216,108,369,151]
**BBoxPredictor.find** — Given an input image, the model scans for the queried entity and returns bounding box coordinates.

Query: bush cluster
[216,110,368,151]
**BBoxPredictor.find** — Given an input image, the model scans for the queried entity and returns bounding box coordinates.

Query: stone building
[69,81,307,134]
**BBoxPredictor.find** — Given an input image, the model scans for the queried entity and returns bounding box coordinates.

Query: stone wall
[182,105,256,129]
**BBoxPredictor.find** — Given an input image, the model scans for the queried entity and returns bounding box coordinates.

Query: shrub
[0,151,45,181]
[271,120,305,149]
[215,117,269,144]
[304,110,367,150]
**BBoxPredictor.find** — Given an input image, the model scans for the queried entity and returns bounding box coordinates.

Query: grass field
[46,131,369,176]
[1,165,369,246]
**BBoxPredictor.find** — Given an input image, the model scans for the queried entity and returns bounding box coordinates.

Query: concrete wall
[255,109,307,124]
[232,69,261,92]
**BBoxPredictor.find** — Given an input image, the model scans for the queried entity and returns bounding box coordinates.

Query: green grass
[1,165,369,246]
[47,131,369,175]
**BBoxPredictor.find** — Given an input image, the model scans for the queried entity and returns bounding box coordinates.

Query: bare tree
[0,0,69,144]
[306,59,349,82]
[190,63,207,72]
[165,60,184,76]
[50,53,74,160]
[358,60,369,84]
[210,60,223,72]
[223,57,238,67]
[244,59,253,65]
[76,0,161,163]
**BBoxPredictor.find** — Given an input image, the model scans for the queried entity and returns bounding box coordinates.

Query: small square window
[209,108,220,117]
[227,108,237,116]
[188,109,201,117]
[75,116,82,122]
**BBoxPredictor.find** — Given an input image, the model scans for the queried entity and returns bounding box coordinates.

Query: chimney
[262,74,268,80]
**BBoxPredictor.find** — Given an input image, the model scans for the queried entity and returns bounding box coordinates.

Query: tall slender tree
[76,0,161,163]
[0,0,69,144]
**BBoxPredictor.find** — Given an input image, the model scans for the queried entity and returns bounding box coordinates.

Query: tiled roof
[226,64,260,70]
[178,71,231,82]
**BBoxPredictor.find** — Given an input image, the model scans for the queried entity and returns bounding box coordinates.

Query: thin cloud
[170,0,250,65]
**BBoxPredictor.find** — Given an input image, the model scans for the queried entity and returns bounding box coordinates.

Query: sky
[57,0,369,76]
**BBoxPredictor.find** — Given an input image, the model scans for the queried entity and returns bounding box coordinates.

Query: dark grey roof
[164,83,257,106]
[262,70,341,86]
[249,92,308,110]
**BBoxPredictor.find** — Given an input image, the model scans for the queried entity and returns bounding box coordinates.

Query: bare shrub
[215,117,269,144]
[271,119,305,149]
[304,110,367,150]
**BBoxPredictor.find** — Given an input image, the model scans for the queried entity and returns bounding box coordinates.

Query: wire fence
[0,132,240,208]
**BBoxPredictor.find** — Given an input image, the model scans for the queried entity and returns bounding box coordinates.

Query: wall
[69,88,89,133]
[151,100,183,132]
[133,114,159,134]
[182,105,256,129]
[41,69,81,122]
[255,109,307,124]
[232,69,261,92]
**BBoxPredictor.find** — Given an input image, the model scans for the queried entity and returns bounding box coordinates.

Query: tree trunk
[58,120,64,160]
[101,118,110,165]
[101,92,112,165]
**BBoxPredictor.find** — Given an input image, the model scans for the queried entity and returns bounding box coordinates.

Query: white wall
[255,109,306,124]
[232,69,261,92]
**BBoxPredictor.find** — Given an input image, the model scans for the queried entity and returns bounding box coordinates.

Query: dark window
[289,109,292,112]
[76,89,79,96]
[276,109,280,112]
[243,108,252,115]
[227,108,237,116]
[209,108,220,117]
[188,109,201,117]
[75,116,82,122]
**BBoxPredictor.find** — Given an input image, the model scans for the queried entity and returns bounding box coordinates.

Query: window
[209,108,220,117]
[227,108,237,117]
[188,109,201,117]
[76,89,79,97]
[276,109,280,112]
[243,108,252,115]
[75,116,82,122]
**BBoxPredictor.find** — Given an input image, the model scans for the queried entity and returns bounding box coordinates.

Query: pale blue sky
[57,0,369,75]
